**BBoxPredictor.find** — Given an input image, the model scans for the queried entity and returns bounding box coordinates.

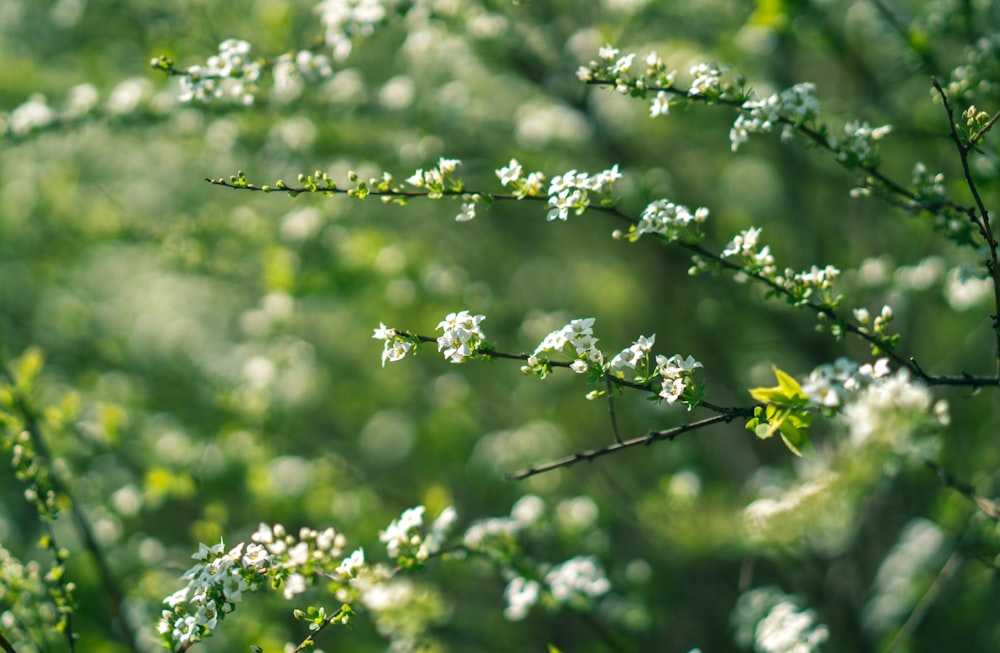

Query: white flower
[497,158,522,186]
[650,90,670,117]
[283,573,307,600]
[636,199,709,239]
[455,202,476,222]
[510,495,545,525]
[722,227,763,257]
[380,505,426,558]
[436,311,486,363]
[504,577,541,620]
[545,556,610,603]
[598,44,620,60]
[689,62,725,95]
[337,548,365,577]
[438,157,461,174]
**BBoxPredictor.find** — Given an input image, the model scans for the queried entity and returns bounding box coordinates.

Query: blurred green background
[2,0,1000,651]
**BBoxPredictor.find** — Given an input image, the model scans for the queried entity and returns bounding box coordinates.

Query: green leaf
[746,366,813,456]
[778,420,814,458]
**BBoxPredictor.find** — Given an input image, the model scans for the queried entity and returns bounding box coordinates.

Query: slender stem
[923,458,1000,521]
[931,78,1000,375]
[292,607,344,653]
[505,409,755,480]
[585,78,974,216]
[883,549,963,653]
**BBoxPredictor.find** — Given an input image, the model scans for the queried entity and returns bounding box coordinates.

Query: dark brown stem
[924,458,1000,521]
[505,409,755,480]
[931,78,1000,375]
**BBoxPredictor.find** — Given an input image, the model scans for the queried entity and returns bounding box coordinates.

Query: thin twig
[292,607,344,653]
[931,78,1000,374]
[585,77,975,217]
[882,549,963,653]
[505,409,755,480]
[923,459,1000,521]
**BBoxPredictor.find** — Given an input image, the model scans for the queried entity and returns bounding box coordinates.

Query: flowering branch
[1,353,142,653]
[931,78,1000,374]
[581,51,976,223]
[207,162,1000,387]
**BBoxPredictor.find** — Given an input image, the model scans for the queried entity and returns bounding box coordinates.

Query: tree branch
[505,409,755,480]
[931,78,1000,375]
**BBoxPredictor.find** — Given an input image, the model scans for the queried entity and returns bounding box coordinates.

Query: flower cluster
[316,0,391,60]
[911,162,946,203]
[379,505,458,569]
[374,310,488,366]
[0,545,55,647]
[606,333,705,404]
[158,507,458,651]
[852,305,896,347]
[655,354,704,404]
[272,50,335,102]
[799,357,891,409]
[496,158,547,198]
[170,39,263,105]
[3,78,156,139]
[373,323,412,365]
[545,166,622,221]
[843,368,948,455]
[577,45,678,117]
[777,264,842,308]
[407,157,464,196]
[405,157,477,222]
[722,227,777,276]
[251,523,349,598]
[688,62,726,97]
[607,334,656,379]
[730,82,820,152]
[463,495,615,622]
[832,121,892,167]
[526,321,703,404]
[721,229,843,307]
[732,586,830,653]
[4,94,55,138]
[157,540,270,648]
[436,310,487,363]
[798,358,948,456]
[944,32,1000,102]
[544,556,611,607]
[630,198,710,243]
[531,317,603,373]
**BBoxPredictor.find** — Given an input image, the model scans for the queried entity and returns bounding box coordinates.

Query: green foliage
[747,367,814,457]
[3,1,1000,652]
